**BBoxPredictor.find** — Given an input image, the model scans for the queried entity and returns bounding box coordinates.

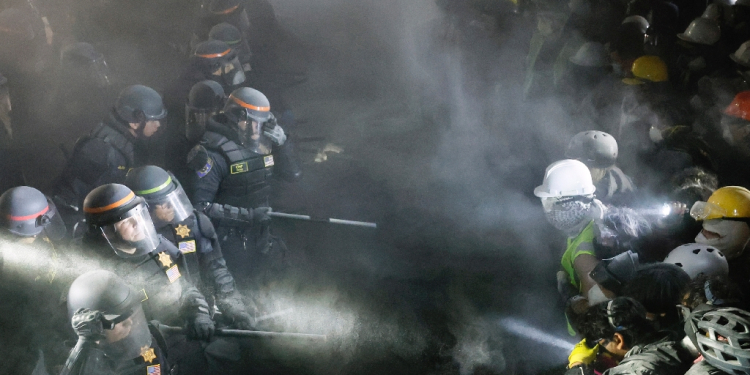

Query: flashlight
[661,203,671,217]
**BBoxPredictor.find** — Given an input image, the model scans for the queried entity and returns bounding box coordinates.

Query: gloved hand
[568,339,599,368]
[71,308,106,342]
[564,364,596,375]
[220,297,255,330]
[262,115,286,146]
[187,311,215,341]
[253,207,271,225]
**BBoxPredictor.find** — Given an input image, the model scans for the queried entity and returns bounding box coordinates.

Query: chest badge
[140,346,156,363]
[179,240,196,254]
[165,265,181,283]
[147,364,161,374]
[157,252,173,268]
[175,224,191,239]
[263,155,274,167]
[230,161,249,174]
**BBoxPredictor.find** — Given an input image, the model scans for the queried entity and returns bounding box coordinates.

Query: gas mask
[210,55,246,90]
[695,219,750,259]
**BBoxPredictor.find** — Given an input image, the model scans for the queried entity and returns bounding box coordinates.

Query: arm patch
[187,145,213,178]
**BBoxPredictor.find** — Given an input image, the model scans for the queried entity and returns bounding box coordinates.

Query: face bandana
[695,219,750,259]
[544,198,593,233]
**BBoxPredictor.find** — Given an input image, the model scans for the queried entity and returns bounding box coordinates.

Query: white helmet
[663,243,729,279]
[732,40,750,68]
[534,159,596,198]
[622,15,649,30]
[677,17,721,46]
[569,42,610,67]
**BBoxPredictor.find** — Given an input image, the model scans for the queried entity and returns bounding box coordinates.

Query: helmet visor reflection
[691,201,727,221]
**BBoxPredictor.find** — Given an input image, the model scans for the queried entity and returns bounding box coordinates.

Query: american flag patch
[165,265,181,283]
[263,155,274,167]
[178,240,196,254]
[147,364,161,374]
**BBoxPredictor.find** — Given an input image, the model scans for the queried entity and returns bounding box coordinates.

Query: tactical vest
[203,130,274,208]
[156,215,202,288]
[90,120,136,167]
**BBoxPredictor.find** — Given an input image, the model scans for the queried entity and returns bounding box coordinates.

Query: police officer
[124,165,254,328]
[52,85,167,233]
[187,87,300,280]
[209,22,252,73]
[61,270,173,375]
[80,184,214,339]
[0,185,66,244]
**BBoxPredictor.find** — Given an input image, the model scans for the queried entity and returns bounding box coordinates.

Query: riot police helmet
[0,186,65,239]
[67,270,151,360]
[186,80,226,141]
[60,42,110,88]
[209,22,243,47]
[114,85,167,124]
[192,40,246,89]
[83,184,160,258]
[224,87,273,152]
[124,166,194,228]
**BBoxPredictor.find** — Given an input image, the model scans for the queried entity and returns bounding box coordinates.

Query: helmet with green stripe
[84,184,160,258]
[124,166,194,228]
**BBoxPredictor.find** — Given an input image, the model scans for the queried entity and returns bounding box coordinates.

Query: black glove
[187,310,215,341]
[71,308,106,342]
[219,297,255,330]
[252,207,271,225]
[200,203,271,227]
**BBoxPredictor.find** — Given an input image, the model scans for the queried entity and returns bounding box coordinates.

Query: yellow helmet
[690,186,750,221]
[622,55,669,85]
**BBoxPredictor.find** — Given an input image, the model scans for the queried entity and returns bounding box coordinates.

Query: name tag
[264,155,274,167]
[230,161,249,174]
[179,240,196,254]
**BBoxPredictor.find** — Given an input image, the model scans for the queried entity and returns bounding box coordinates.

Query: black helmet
[0,186,53,237]
[193,40,245,88]
[224,87,271,123]
[186,80,225,142]
[589,250,640,295]
[209,22,242,47]
[124,166,194,227]
[67,270,151,360]
[60,42,110,87]
[565,130,619,168]
[691,308,750,374]
[114,85,167,123]
[83,184,160,258]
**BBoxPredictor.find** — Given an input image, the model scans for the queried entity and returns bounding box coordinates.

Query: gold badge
[175,224,191,239]
[157,252,173,268]
[140,346,156,363]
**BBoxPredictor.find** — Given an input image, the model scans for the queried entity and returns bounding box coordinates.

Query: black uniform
[189,114,300,263]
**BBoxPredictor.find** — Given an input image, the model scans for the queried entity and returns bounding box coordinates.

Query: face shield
[99,304,152,361]
[211,55,246,88]
[236,117,273,154]
[185,105,212,142]
[146,186,194,228]
[99,203,159,259]
[43,198,67,241]
[90,55,111,88]
[0,82,11,139]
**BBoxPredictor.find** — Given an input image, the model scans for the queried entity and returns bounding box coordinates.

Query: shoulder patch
[187,145,213,178]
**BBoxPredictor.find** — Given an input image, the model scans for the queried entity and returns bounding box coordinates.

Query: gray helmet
[188,80,225,111]
[565,130,619,168]
[693,308,750,374]
[0,186,53,237]
[663,243,728,280]
[589,250,640,294]
[224,87,271,123]
[209,22,243,47]
[67,270,151,360]
[124,166,194,227]
[114,85,167,123]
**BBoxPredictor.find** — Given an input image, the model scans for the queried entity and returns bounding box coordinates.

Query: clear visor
[238,118,273,154]
[212,56,246,87]
[100,203,159,258]
[185,105,211,141]
[99,305,152,361]
[90,56,111,88]
[43,198,67,241]
[690,201,727,221]
[148,188,194,228]
[0,84,11,138]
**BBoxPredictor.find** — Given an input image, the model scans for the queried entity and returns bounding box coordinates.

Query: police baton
[157,324,327,341]
[268,210,377,229]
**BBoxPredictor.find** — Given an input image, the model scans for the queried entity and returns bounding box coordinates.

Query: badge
[147,364,161,374]
[178,240,196,254]
[140,346,156,363]
[118,165,127,170]
[263,155,274,167]
[230,161,249,174]
[157,252,173,268]
[165,265,181,283]
[196,158,213,178]
[175,224,191,239]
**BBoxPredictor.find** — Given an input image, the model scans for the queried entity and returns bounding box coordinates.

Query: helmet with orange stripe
[83,184,160,258]
[223,87,274,150]
[0,186,62,240]
[192,40,246,90]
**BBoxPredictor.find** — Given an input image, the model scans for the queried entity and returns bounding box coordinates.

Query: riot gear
[0,186,65,240]
[83,184,160,258]
[186,80,226,142]
[192,40,246,90]
[67,270,151,359]
[114,85,167,124]
[60,42,110,88]
[124,166,194,228]
[223,87,280,152]
[209,22,252,72]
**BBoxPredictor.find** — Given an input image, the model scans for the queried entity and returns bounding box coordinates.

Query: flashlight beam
[498,317,576,351]
[158,324,328,341]
[256,308,294,322]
